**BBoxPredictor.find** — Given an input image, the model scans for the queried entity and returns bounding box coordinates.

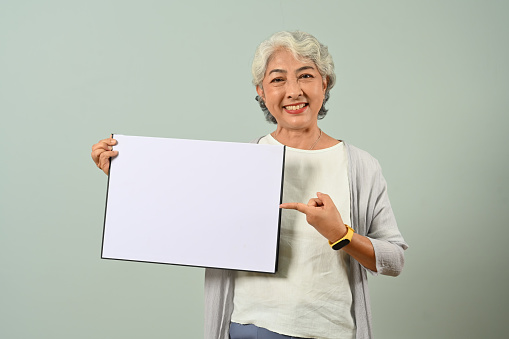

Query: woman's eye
[300,74,313,79]
[270,77,284,83]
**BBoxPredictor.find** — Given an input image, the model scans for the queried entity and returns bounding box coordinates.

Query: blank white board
[102,134,285,273]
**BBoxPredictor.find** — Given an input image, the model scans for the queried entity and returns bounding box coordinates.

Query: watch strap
[329,224,355,250]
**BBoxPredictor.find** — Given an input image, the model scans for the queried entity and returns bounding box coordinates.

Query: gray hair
[252,31,336,124]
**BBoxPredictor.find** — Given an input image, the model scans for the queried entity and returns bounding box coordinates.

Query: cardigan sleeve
[368,160,408,276]
[347,144,408,277]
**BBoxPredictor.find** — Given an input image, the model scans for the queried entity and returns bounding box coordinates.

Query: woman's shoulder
[343,142,381,170]
[250,136,264,144]
[344,143,390,198]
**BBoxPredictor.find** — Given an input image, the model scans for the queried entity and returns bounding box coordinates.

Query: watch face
[332,239,350,250]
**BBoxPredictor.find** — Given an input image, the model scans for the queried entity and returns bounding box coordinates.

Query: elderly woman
[92,31,407,339]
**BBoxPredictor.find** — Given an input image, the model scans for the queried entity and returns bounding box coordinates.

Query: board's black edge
[100,133,115,260]
[274,145,286,273]
[100,256,277,274]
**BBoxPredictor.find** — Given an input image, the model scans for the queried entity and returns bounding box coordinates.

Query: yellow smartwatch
[329,225,355,250]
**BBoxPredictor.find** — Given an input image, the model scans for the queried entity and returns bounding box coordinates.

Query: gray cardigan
[203,141,408,339]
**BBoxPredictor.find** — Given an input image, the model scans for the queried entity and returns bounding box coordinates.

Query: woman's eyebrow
[268,65,315,76]
[296,66,315,73]
[268,68,286,75]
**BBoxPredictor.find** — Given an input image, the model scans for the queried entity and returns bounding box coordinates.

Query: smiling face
[257,48,327,131]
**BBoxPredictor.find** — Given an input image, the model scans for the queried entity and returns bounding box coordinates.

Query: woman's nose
[286,79,303,98]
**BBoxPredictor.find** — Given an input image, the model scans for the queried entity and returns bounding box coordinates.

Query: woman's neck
[271,126,322,150]
[271,126,340,150]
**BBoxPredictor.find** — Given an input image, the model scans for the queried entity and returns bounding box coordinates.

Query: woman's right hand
[91,135,118,175]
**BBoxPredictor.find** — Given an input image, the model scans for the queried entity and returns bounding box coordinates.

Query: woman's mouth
[283,103,308,114]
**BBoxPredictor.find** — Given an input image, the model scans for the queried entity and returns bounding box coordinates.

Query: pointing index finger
[280,202,309,214]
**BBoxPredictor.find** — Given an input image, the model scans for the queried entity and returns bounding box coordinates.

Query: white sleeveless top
[231,134,355,339]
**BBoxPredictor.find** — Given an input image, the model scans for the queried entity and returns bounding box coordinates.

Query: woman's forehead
[265,49,316,73]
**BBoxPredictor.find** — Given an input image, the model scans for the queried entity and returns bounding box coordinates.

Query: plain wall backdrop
[1,0,508,338]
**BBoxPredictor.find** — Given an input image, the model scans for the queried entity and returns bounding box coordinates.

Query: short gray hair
[252,31,336,124]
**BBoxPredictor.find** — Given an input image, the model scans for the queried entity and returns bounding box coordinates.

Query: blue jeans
[229,322,312,339]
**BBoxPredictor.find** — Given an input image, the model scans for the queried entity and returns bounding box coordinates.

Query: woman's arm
[342,233,376,272]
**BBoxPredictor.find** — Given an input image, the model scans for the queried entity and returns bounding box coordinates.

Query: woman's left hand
[280,192,347,243]
[281,192,377,271]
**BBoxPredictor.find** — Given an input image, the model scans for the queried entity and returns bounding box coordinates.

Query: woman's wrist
[327,223,348,243]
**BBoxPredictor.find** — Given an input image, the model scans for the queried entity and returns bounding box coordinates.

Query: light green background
[1,1,508,338]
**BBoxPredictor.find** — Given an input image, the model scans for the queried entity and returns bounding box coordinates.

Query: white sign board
[102,134,285,273]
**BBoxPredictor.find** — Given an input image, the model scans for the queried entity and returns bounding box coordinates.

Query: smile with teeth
[284,103,307,110]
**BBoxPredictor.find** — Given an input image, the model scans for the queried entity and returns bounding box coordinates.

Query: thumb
[316,192,335,208]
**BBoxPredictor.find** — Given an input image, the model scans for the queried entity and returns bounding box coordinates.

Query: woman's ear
[322,77,328,93]
[256,85,265,101]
